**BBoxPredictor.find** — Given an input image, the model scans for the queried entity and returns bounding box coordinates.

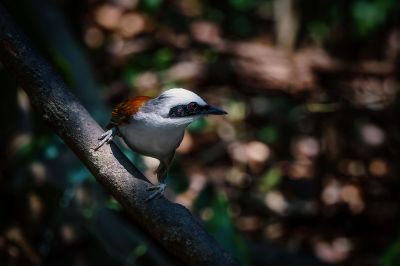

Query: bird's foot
[145,183,167,201]
[95,127,118,150]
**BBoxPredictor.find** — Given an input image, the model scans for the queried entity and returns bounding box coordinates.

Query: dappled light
[2,0,400,265]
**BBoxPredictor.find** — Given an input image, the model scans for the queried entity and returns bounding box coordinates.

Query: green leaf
[260,166,282,192]
[205,194,250,266]
[153,48,173,70]
[381,239,400,266]
[352,0,394,35]
[228,0,254,10]
[106,198,122,211]
[258,126,279,144]
[308,21,329,43]
[142,0,163,11]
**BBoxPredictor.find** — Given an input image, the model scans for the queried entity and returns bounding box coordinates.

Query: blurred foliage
[2,0,400,266]
[205,194,250,265]
[352,0,394,35]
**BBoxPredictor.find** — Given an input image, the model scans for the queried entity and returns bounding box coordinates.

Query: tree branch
[0,4,238,266]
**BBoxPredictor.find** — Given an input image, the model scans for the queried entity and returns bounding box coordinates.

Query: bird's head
[107,88,227,129]
[141,88,227,126]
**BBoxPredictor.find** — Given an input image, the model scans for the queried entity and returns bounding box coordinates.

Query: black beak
[203,105,228,115]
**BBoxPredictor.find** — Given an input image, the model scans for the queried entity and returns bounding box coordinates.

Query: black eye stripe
[169,105,187,117]
[169,103,207,118]
[177,106,185,115]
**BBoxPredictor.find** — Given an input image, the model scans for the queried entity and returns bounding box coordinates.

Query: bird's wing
[106,96,152,129]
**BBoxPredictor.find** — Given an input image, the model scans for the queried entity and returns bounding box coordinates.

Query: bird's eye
[187,102,198,112]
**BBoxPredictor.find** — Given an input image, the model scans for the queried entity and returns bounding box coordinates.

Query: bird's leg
[145,157,172,201]
[145,163,168,201]
[95,127,119,150]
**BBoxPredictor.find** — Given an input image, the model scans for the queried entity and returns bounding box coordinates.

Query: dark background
[1,0,400,265]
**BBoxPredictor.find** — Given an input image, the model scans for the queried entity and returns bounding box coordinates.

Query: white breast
[118,114,187,160]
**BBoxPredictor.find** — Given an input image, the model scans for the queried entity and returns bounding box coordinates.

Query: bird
[96,88,227,200]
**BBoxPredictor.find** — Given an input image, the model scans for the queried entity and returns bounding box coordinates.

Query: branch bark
[0,4,238,266]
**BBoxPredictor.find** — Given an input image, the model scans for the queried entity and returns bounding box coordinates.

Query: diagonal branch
[0,4,238,266]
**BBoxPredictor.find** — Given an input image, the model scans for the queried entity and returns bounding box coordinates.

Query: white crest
[158,88,207,107]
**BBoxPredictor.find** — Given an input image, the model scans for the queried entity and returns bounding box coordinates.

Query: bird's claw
[145,183,166,201]
[95,128,118,150]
